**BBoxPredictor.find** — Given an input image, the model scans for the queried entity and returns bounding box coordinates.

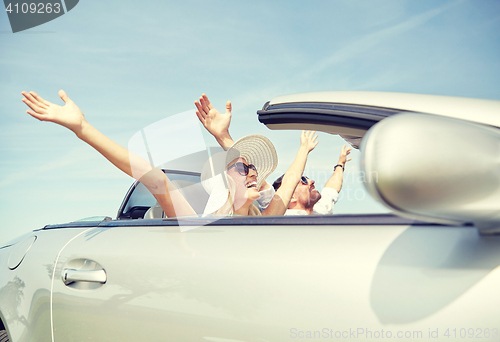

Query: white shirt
[256,186,275,211]
[285,187,339,216]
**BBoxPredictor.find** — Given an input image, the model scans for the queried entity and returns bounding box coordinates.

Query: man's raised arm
[324,144,352,193]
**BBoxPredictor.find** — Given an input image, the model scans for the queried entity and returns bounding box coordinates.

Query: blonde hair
[214,184,262,216]
[248,203,262,216]
[212,172,262,216]
[214,198,262,216]
[213,177,236,215]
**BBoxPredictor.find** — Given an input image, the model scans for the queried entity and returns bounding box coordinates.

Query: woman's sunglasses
[227,162,258,176]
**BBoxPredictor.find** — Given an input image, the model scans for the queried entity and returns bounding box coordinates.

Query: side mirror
[361,113,500,234]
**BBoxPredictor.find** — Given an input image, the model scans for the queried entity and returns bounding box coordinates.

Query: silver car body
[1,92,500,342]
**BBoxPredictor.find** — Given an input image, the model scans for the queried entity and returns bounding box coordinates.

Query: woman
[21,90,318,217]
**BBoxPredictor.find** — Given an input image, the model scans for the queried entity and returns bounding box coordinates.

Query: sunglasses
[300,176,309,185]
[227,162,258,176]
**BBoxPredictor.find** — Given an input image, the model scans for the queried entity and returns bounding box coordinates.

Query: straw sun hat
[201,134,278,215]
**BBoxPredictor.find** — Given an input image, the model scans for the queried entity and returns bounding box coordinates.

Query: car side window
[119,171,207,219]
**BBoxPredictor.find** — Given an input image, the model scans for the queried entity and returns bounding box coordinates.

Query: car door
[50,217,407,342]
[50,216,500,342]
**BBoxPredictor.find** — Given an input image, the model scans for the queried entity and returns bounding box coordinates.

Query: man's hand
[324,144,352,193]
[22,90,86,136]
[194,94,232,140]
[300,130,319,153]
[337,144,352,166]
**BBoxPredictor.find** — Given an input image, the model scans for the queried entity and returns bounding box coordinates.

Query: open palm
[300,130,319,153]
[22,90,86,134]
[194,94,231,138]
[338,144,352,165]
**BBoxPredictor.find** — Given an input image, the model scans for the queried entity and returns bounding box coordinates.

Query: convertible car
[1,92,499,342]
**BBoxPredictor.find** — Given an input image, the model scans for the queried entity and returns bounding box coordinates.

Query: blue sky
[1,0,499,244]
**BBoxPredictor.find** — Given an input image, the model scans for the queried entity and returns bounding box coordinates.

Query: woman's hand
[22,90,86,136]
[194,94,232,140]
[300,130,319,153]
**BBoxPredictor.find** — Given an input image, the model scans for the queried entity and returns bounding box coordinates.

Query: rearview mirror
[361,113,500,234]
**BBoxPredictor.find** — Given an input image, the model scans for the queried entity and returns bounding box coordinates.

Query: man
[194,93,350,214]
[272,144,351,215]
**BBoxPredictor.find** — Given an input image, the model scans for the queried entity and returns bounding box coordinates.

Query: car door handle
[62,269,107,285]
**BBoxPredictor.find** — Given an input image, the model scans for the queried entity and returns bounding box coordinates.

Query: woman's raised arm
[21,90,196,218]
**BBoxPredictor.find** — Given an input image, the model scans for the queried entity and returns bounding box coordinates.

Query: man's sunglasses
[227,162,258,176]
[300,176,309,185]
